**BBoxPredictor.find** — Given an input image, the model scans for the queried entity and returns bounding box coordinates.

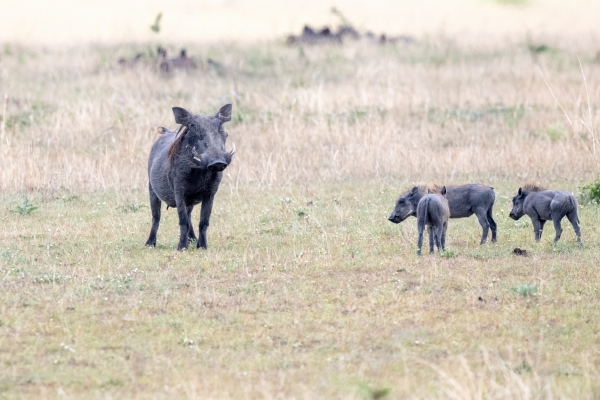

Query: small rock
[513,248,528,256]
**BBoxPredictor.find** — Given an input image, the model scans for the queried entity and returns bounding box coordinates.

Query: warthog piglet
[416,187,450,255]
[509,185,582,246]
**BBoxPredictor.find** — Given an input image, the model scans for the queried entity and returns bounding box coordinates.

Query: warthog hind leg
[428,227,435,254]
[487,207,497,242]
[566,210,582,246]
[475,208,490,244]
[551,213,563,243]
[145,184,161,247]
[417,226,425,256]
[441,222,448,252]
[433,227,442,253]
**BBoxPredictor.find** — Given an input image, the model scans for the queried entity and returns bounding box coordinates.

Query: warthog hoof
[416,249,422,256]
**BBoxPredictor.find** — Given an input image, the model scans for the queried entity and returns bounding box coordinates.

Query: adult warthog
[509,185,582,245]
[416,187,450,255]
[145,105,235,250]
[388,184,497,244]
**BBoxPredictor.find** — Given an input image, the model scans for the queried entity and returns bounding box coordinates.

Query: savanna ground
[2,1,600,398]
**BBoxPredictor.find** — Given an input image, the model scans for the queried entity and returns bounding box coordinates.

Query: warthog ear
[441,186,447,196]
[518,187,522,196]
[216,104,232,123]
[410,186,419,196]
[172,107,192,125]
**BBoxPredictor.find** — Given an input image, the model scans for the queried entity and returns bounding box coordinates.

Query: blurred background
[2,0,599,45]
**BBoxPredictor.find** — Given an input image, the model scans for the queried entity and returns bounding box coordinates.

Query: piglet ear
[441,186,447,196]
[216,104,232,123]
[410,186,419,195]
[172,107,192,125]
[518,187,522,196]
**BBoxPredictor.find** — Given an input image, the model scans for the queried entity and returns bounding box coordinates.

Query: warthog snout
[388,214,402,224]
[208,160,228,172]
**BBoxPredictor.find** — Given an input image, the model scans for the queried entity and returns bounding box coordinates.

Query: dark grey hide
[416,187,450,255]
[388,184,497,244]
[509,187,582,245]
[145,105,235,250]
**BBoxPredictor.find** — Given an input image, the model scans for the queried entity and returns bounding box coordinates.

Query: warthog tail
[568,195,580,223]
[417,197,430,230]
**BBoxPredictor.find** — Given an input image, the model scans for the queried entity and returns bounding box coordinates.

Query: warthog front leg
[145,183,161,247]
[532,219,545,242]
[566,210,582,246]
[198,195,215,249]
[175,192,191,251]
[187,205,197,242]
[539,220,546,241]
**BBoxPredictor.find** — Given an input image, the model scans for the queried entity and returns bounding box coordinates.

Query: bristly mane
[426,184,444,194]
[167,125,188,164]
[404,183,442,194]
[522,183,545,192]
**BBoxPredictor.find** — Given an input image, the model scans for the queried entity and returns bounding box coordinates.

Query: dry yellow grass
[1,39,599,192]
[2,1,600,399]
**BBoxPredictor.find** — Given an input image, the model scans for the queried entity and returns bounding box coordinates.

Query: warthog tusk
[191,147,201,162]
[229,142,236,156]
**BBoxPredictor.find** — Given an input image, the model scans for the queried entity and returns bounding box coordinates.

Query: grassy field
[1,184,600,398]
[2,2,600,397]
